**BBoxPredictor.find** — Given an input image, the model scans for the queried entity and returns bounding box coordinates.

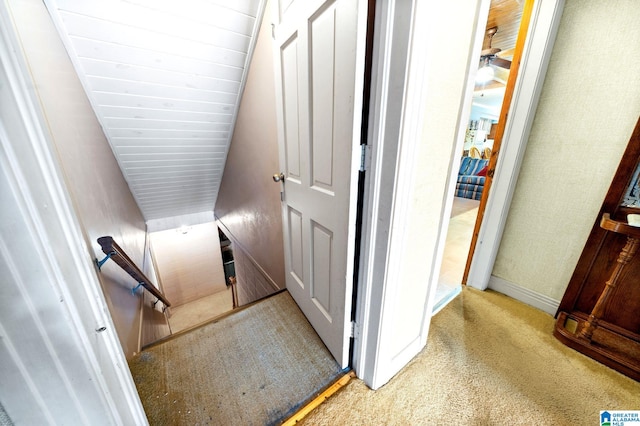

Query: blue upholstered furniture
[455,157,488,200]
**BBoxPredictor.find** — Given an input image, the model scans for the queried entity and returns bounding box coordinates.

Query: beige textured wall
[493,0,640,301]
[215,0,285,288]
[150,222,227,308]
[9,0,151,358]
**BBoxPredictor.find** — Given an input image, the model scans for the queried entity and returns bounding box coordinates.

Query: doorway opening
[435,0,528,313]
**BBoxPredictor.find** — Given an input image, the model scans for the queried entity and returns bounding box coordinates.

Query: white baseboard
[487,276,560,316]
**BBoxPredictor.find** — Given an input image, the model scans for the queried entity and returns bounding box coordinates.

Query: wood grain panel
[127,168,222,179]
[101,106,233,123]
[108,128,229,139]
[90,81,238,106]
[104,117,231,131]
[116,145,227,155]
[56,1,253,50]
[58,12,248,67]
[485,0,524,54]
[70,37,244,82]
[111,138,229,148]
[79,59,241,94]
[46,0,264,220]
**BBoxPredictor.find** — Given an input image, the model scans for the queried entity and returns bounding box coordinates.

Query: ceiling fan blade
[498,47,515,58]
[481,47,501,57]
[491,57,511,69]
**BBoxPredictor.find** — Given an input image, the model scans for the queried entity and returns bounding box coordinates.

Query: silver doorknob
[272,173,285,182]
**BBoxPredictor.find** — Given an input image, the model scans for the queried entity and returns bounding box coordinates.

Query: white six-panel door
[272,0,362,367]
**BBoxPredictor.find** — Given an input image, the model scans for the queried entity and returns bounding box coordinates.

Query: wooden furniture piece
[469,146,482,159]
[554,117,640,381]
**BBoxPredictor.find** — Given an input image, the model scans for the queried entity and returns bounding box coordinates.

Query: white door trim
[351,0,416,388]
[0,3,146,423]
[354,0,565,388]
[466,0,566,290]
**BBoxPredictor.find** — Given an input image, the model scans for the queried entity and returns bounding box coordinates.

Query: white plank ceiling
[44,0,265,220]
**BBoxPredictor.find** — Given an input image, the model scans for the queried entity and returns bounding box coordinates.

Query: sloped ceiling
[44,0,265,220]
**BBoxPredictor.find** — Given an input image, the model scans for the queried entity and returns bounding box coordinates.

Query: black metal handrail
[96,236,171,307]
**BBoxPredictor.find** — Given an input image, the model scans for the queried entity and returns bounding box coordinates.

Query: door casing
[353,0,566,389]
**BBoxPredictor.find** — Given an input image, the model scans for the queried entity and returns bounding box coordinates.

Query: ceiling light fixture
[475,58,494,84]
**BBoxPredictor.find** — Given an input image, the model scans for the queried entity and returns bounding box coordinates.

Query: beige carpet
[129,291,342,425]
[302,287,640,425]
[168,287,234,333]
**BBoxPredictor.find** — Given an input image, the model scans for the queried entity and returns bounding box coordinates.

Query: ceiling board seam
[104,114,231,123]
[116,147,228,151]
[44,0,151,218]
[77,57,244,84]
[124,167,224,171]
[111,137,229,141]
[120,152,228,161]
[45,0,263,220]
[140,196,217,203]
[125,0,260,20]
[57,9,254,49]
[109,125,231,131]
[132,180,218,186]
[140,199,217,207]
[129,177,222,181]
[135,185,219,192]
[67,36,246,71]
[194,0,260,18]
[137,191,218,199]
[92,90,236,105]
[136,185,218,190]
[111,1,257,35]
[83,75,239,95]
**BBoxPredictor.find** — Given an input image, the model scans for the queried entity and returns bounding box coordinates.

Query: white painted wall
[492,0,640,301]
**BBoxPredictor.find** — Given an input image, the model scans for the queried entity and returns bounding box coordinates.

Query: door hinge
[350,321,359,338]
[359,144,367,172]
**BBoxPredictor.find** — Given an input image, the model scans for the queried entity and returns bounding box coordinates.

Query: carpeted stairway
[302,287,640,425]
[129,291,342,425]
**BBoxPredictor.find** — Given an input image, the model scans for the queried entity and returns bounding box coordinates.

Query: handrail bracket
[95,251,115,270]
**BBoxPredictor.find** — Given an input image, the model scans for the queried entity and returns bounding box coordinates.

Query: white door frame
[0,3,147,423]
[466,0,566,290]
[354,0,565,389]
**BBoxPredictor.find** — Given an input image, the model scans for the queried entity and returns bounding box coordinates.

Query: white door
[272,0,363,367]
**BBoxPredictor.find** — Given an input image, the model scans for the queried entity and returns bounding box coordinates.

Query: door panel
[311,221,332,317]
[281,36,301,181]
[273,0,360,367]
[287,206,304,287]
